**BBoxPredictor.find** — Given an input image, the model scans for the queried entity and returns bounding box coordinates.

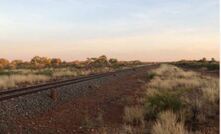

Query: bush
[146,72,156,80]
[173,60,219,71]
[207,63,219,70]
[144,92,183,119]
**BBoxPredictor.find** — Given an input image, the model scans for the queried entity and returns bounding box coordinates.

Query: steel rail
[0,72,110,95]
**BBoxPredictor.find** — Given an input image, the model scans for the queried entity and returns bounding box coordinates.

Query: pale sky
[0,0,219,61]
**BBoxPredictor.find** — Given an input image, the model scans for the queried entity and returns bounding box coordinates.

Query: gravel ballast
[0,69,137,132]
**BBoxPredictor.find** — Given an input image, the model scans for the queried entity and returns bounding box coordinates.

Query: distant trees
[0,58,9,69]
[9,60,23,69]
[11,60,23,65]
[0,55,144,70]
[198,57,217,63]
[1,56,219,71]
[86,55,109,68]
[0,64,3,70]
[31,56,51,68]
[109,58,118,65]
[0,58,9,65]
[95,55,109,66]
[51,58,62,66]
[199,57,207,62]
[130,60,142,65]
[31,56,51,65]
[211,58,216,62]
[175,57,219,71]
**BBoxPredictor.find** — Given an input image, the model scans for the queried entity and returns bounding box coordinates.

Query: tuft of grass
[122,125,133,134]
[81,113,95,129]
[151,111,188,134]
[123,106,144,126]
[121,124,145,134]
[201,77,219,103]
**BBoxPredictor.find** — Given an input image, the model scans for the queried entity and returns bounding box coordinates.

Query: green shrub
[146,72,156,80]
[173,61,219,71]
[144,92,183,119]
[207,63,219,70]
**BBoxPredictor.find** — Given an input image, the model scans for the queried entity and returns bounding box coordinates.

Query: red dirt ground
[15,66,156,134]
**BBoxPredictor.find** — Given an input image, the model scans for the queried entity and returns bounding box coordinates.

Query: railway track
[0,65,149,102]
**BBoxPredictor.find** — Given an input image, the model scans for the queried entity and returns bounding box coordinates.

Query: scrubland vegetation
[0,55,142,89]
[122,64,219,134]
[0,74,49,89]
[173,58,219,71]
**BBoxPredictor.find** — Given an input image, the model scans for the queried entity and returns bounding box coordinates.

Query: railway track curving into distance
[0,65,150,102]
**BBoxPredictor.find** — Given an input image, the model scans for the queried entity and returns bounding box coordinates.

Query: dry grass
[146,65,219,101]
[148,77,202,91]
[0,74,50,89]
[2,69,33,74]
[77,70,91,76]
[152,64,198,79]
[121,124,145,134]
[144,64,219,133]
[152,111,188,134]
[123,106,144,126]
[201,77,219,103]
[52,69,78,77]
[0,67,113,89]
[120,64,219,134]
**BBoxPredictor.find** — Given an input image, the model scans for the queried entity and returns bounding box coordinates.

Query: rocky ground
[0,65,157,134]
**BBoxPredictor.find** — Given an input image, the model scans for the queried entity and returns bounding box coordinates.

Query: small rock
[31,121,35,125]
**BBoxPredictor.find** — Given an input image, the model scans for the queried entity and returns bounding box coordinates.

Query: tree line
[0,55,142,70]
[174,57,219,71]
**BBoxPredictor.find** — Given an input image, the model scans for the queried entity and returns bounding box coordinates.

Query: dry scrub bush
[123,106,144,126]
[152,111,188,134]
[0,74,49,89]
